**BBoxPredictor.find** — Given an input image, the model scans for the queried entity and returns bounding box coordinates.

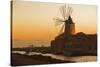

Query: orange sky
[12,1,97,41]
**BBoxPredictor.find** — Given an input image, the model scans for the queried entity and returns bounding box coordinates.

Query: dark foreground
[11,53,73,66]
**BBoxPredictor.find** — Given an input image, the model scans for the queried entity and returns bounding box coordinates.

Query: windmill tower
[54,5,75,36]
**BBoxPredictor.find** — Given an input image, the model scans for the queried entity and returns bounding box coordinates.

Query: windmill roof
[65,15,74,24]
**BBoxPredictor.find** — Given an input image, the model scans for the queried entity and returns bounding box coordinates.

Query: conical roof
[67,15,73,24]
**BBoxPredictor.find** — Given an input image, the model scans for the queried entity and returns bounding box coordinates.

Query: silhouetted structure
[51,5,97,55]
[51,32,97,55]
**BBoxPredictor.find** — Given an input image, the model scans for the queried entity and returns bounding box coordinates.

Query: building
[51,15,97,56]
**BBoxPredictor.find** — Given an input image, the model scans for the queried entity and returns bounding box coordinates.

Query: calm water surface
[12,51,97,62]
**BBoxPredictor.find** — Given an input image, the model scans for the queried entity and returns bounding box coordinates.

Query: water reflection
[12,51,97,62]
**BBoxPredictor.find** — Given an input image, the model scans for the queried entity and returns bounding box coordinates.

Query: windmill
[54,5,75,35]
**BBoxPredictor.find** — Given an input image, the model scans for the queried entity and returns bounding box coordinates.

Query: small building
[51,32,97,55]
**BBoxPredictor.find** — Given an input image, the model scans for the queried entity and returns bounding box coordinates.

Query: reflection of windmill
[54,5,75,35]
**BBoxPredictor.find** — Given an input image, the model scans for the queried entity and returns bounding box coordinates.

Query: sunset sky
[12,1,97,42]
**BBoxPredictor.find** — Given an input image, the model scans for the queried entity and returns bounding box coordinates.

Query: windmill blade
[60,7,64,19]
[59,24,64,34]
[55,20,63,26]
[66,6,73,19]
[69,6,73,15]
[65,6,70,19]
[63,5,68,20]
[63,5,67,19]
[65,5,73,20]
[53,17,64,22]
[53,17,64,26]
[68,6,73,15]
[60,5,66,20]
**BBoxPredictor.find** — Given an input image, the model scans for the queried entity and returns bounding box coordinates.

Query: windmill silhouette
[54,5,75,36]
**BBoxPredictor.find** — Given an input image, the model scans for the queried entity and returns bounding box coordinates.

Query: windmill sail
[59,24,64,34]
[53,5,74,35]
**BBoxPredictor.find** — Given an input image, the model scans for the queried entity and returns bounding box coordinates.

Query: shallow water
[12,51,97,62]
